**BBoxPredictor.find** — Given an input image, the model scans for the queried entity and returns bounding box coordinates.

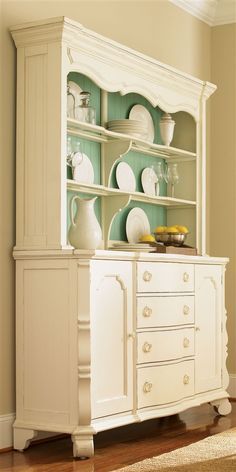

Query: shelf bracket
[102,140,132,187]
[102,195,131,248]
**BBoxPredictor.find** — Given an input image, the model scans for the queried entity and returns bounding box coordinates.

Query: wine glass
[166,163,179,197]
[153,161,165,196]
[66,136,83,168]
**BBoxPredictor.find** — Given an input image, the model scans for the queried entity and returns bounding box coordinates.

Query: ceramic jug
[68,196,102,249]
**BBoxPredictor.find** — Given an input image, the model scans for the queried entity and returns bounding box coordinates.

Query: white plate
[141,167,157,196]
[126,207,150,244]
[116,162,136,192]
[113,242,151,248]
[72,152,94,184]
[129,105,155,142]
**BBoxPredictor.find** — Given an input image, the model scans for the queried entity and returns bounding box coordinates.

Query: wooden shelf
[67,180,196,209]
[67,119,196,162]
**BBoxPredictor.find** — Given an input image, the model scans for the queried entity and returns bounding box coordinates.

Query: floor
[0,402,235,472]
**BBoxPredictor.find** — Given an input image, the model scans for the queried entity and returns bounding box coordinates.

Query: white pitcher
[68,196,102,249]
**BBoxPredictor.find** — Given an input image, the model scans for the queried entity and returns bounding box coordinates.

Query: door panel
[195,265,222,393]
[91,260,133,418]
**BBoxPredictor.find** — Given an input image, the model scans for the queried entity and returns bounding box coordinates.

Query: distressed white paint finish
[137,262,194,292]
[13,253,230,457]
[136,295,195,328]
[11,17,216,252]
[10,17,230,460]
[91,260,133,418]
[137,328,195,364]
[195,264,222,392]
[137,360,195,409]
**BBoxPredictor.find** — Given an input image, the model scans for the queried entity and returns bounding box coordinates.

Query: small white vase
[68,196,102,249]
[160,113,175,146]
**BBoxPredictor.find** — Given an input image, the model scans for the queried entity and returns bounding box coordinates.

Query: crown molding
[169,0,236,26]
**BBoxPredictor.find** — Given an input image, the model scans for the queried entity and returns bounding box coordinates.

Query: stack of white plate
[110,242,154,252]
[106,119,148,139]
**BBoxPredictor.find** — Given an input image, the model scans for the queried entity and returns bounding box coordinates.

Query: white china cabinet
[11,17,231,458]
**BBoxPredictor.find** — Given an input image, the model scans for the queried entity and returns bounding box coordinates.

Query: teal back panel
[110,151,167,195]
[110,201,166,242]
[108,92,162,144]
[67,75,167,243]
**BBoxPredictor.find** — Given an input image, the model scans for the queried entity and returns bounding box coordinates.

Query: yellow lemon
[167,226,179,233]
[139,234,155,242]
[154,226,167,233]
[176,225,189,233]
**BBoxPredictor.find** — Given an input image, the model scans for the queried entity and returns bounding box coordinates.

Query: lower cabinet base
[13,395,232,458]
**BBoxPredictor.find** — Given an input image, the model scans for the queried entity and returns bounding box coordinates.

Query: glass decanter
[75,91,96,124]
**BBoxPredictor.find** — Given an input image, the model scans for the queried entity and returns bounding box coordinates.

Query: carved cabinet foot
[210,398,232,416]
[14,427,38,451]
[72,433,94,459]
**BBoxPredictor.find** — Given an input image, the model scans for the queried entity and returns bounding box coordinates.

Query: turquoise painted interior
[67,73,167,242]
[110,201,166,242]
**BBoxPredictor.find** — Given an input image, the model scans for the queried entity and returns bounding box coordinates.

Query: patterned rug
[112,428,236,471]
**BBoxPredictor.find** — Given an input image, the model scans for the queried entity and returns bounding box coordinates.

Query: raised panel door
[195,264,222,393]
[90,260,133,418]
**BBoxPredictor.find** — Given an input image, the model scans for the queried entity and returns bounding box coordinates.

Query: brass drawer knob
[143,381,153,393]
[183,337,190,348]
[183,272,189,282]
[183,374,190,385]
[142,342,152,353]
[142,306,152,317]
[143,271,152,282]
[183,305,190,315]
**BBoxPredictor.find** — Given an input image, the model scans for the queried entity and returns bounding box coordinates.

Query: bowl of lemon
[153,225,189,246]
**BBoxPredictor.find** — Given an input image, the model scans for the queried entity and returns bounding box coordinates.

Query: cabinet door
[195,265,222,393]
[91,260,133,419]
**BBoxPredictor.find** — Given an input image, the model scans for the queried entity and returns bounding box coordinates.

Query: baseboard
[0,414,62,451]
[227,374,236,399]
[0,414,15,450]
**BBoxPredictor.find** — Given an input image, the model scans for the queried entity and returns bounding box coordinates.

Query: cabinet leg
[71,433,94,459]
[210,398,232,416]
[14,427,38,451]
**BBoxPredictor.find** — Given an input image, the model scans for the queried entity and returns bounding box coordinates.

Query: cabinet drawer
[137,262,194,293]
[137,295,194,328]
[137,328,194,364]
[137,360,194,408]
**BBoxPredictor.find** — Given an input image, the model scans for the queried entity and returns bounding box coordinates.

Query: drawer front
[137,262,194,293]
[137,295,194,328]
[137,328,195,364]
[137,360,194,408]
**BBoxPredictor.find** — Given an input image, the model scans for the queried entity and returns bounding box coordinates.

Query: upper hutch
[11,16,215,254]
[11,17,231,459]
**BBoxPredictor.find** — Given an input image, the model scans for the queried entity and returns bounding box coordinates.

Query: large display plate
[126,207,150,244]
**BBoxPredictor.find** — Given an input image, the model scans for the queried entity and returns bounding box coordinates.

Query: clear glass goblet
[166,163,179,197]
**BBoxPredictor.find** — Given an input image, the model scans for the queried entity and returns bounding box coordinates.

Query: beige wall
[210,23,236,374]
[0,0,230,416]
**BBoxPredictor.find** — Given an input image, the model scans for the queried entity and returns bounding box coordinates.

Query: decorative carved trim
[11,17,217,121]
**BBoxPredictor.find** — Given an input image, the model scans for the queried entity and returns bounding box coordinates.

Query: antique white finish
[11,17,231,459]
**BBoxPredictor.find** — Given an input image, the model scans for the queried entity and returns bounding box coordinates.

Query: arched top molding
[11,16,216,122]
